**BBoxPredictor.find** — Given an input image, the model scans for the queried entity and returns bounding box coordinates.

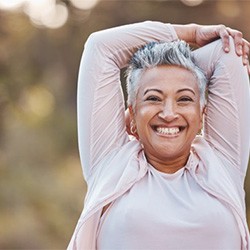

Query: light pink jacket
[68,21,250,249]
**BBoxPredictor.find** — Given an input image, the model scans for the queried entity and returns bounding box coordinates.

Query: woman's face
[131,65,203,168]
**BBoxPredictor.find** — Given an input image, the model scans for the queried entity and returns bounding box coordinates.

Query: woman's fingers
[224,27,250,73]
[242,40,250,74]
[242,39,250,63]
[225,27,243,56]
[194,24,249,74]
[217,25,230,52]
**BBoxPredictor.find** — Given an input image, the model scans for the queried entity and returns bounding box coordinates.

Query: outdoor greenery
[0,0,250,248]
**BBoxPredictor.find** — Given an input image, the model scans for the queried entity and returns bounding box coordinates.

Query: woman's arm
[78,21,178,181]
[193,37,250,176]
[173,24,250,72]
[174,24,250,175]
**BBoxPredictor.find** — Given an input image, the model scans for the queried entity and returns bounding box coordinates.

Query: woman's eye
[145,96,161,102]
[178,96,193,102]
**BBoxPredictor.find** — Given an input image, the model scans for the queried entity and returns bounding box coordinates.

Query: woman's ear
[128,106,134,120]
[126,106,139,139]
[125,106,133,135]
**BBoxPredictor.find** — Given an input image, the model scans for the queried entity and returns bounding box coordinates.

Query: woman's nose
[158,103,178,121]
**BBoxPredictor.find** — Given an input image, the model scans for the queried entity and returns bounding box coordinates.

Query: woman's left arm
[173,24,250,72]
[190,26,250,176]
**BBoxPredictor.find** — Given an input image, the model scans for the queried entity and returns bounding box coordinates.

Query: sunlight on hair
[70,0,100,10]
[180,0,204,7]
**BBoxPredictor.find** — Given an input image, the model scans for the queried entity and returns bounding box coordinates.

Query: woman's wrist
[172,23,199,45]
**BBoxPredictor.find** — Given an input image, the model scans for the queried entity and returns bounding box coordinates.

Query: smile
[154,126,185,136]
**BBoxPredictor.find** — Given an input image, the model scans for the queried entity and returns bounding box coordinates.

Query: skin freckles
[129,65,204,174]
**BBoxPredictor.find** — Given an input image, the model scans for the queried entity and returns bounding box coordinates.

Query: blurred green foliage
[0,0,250,248]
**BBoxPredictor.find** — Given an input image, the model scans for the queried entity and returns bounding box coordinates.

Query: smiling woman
[131,65,203,173]
[68,21,250,249]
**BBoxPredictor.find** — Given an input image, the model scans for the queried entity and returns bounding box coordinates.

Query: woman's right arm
[78,21,178,181]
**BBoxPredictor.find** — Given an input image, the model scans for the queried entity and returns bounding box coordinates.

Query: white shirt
[97,158,241,249]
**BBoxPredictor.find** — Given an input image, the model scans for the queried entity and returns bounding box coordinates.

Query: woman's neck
[146,153,190,174]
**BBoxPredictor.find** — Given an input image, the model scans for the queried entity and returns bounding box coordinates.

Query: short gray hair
[126,40,207,110]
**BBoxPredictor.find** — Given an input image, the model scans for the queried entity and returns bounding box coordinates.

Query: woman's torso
[97,162,241,250]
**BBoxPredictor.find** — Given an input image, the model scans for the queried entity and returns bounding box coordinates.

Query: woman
[68,21,250,249]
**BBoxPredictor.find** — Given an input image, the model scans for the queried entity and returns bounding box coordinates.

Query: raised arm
[173,24,250,72]
[78,21,178,180]
[193,38,250,176]
[173,24,250,175]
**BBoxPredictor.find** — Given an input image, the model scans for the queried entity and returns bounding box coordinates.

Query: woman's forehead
[137,65,199,95]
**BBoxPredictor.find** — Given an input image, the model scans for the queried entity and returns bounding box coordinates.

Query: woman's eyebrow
[177,88,196,95]
[144,88,163,96]
[144,88,196,96]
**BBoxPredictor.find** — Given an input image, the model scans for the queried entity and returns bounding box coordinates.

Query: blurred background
[0,0,249,249]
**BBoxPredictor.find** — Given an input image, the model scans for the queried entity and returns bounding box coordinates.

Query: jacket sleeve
[77,21,178,181]
[193,37,250,177]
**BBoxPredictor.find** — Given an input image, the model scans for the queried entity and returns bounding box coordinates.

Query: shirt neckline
[147,151,199,179]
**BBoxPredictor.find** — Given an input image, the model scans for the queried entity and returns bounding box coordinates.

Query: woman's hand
[173,24,250,74]
[195,24,250,73]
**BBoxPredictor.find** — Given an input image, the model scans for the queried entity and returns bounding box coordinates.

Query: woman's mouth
[153,126,185,136]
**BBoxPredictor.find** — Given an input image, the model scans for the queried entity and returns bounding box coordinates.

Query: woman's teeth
[156,127,180,135]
